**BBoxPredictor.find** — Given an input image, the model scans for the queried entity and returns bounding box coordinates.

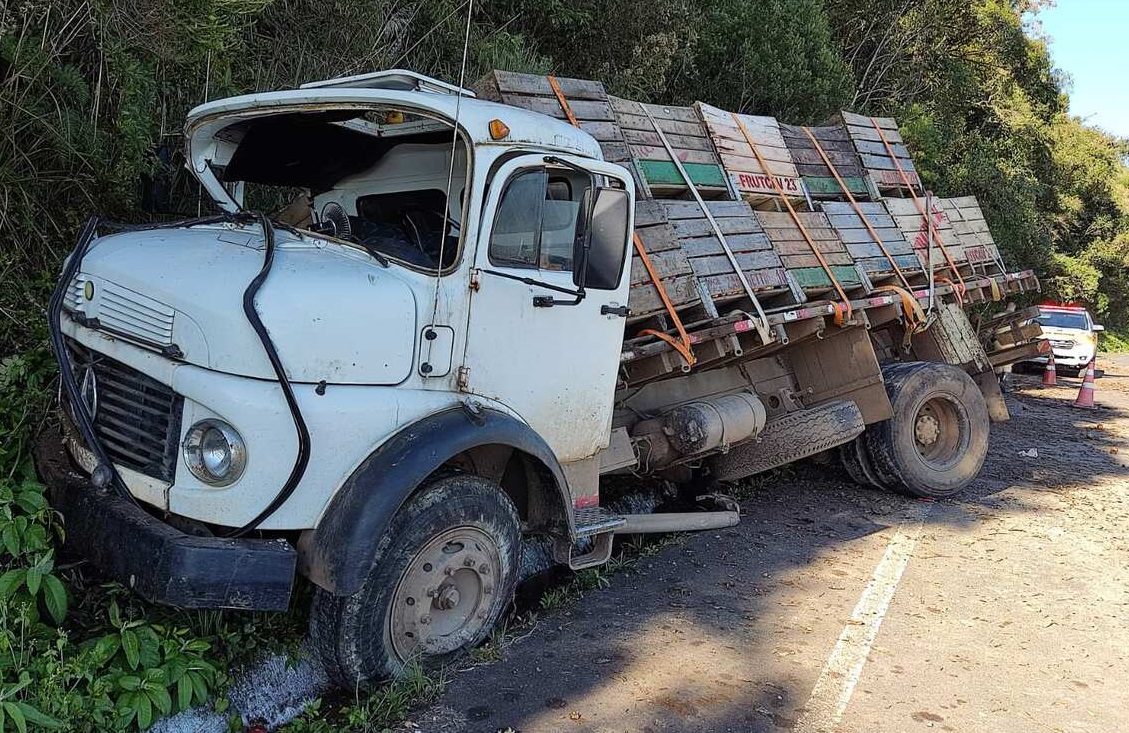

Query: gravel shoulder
[403,355,1129,733]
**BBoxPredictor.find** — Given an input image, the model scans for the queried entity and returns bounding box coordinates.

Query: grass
[282,660,446,733]
[1100,330,1129,353]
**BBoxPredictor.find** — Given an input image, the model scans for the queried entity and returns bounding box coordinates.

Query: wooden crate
[940,196,1004,271]
[475,70,627,162]
[778,123,872,200]
[695,102,803,206]
[818,201,923,281]
[610,97,731,199]
[884,197,968,274]
[754,210,864,291]
[839,111,923,195]
[629,199,790,322]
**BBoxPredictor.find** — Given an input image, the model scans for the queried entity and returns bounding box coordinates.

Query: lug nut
[481,565,490,575]
[420,615,431,625]
[445,566,455,576]
[464,558,477,568]
[483,585,494,595]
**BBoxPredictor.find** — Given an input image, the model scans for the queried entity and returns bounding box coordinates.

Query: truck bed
[476,70,1042,385]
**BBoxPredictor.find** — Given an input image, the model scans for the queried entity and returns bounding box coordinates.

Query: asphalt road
[402,355,1129,733]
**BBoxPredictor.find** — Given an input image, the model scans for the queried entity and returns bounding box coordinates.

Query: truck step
[573,506,627,537]
[553,507,626,571]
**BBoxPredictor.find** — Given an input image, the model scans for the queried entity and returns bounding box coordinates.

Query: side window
[489,167,589,272]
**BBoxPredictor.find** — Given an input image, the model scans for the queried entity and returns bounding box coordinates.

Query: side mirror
[1093,324,1105,332]
[574,186,630,291]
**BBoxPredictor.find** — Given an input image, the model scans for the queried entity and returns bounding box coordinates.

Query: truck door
[464,154,634,464]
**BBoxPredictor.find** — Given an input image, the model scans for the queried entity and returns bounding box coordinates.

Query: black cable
[49,212,252,507]
[226,213,312,537]
[48,217,138,505]
[49,211,308,535]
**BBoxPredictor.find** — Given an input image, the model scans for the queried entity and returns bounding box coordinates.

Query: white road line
[793,506,930,733]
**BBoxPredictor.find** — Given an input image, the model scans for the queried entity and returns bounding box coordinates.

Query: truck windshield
[216,109,467,272]
[1037,311,1089,330]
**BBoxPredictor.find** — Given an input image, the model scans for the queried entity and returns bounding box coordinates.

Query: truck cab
[38,71,639,685]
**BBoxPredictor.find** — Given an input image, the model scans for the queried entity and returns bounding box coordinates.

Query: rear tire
[838,436,889,490]
[864,362,989,498]
[310,475,521,688]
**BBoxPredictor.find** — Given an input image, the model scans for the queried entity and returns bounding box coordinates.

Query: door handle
[601,304,631,318]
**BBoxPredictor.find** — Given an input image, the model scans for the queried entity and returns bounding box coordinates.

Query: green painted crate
[791,265,864,290]
[637,160,728,189]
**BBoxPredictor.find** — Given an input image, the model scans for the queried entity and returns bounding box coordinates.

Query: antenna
[424,0,475,373]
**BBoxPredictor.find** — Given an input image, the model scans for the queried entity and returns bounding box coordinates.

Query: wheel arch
[299,406,574,596]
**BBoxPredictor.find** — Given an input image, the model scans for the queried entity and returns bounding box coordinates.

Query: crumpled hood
[71,223,418,384]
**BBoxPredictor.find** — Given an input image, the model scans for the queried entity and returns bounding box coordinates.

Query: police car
[1027,303,1104,375]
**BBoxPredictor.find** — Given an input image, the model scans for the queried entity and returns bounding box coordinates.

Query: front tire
[310,475,522,688]
[865,362,990,498]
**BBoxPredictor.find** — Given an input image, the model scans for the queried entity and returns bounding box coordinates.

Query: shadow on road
[407,364,1129,733]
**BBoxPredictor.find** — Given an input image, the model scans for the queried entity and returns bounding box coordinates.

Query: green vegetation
[2,0,1128,729]
[282,661,445,733]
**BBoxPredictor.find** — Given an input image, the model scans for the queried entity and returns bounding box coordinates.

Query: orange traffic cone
[1073,359,1097,409]
[1042,351,1057,387]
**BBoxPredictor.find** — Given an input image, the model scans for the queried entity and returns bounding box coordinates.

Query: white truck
[35,70,1040,687]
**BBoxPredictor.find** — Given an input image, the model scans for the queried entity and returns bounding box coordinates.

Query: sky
[1035,0,1129,138]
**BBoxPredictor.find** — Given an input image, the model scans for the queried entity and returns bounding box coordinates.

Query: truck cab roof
[184,70,602,211]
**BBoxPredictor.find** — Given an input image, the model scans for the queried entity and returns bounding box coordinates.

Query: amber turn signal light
[489,119,510,140]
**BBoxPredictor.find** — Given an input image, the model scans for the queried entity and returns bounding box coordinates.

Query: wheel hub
[389,527,501,660]
[915,413,941,446]
[435,584,461,610]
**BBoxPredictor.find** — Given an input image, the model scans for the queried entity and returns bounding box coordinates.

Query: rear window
[1037,311,1090,330]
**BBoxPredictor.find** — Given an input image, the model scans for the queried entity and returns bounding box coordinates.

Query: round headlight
[183,419,246,486]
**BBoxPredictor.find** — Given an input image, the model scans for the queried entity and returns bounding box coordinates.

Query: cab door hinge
[469,269,482,292]
[457,365,471,392]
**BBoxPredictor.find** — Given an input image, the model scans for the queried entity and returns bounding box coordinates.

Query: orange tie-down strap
[868,117,966,297]
[633,234,697,367]
[871,284,927,333]
[799,126,914,294]
[547,76,696,367]
[730,112,852,325]
[546,75,581,128]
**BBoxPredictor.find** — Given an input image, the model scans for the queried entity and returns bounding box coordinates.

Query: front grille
[64,275,176,349]
[67,341,183,482]
[1050,339,1076,350]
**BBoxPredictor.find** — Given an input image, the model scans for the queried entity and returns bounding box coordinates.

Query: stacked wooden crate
[941,196,1005,272]
[609,97,730,199]
[819,201,922,281]
[629,200,790,322]
[695,103,803,207]
[475,70,628,163]
[839,112,923,194]
[753,211,863,291]
[884,197,968,274]
[779,123,872,199]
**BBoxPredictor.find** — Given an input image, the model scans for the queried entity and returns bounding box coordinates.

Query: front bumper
[34,428,297,611]
[1030,349,1094,368]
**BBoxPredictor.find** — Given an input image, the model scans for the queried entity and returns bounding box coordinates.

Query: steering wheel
[401,210,459,261]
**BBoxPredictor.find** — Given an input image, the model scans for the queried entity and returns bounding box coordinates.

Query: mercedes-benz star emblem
[79,366,98,420]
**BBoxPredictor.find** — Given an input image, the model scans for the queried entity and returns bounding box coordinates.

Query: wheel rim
[911,394,968,471]
[389,526,501,660]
